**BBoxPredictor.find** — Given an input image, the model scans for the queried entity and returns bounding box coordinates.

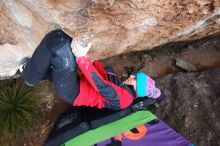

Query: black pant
[22,30,80,104]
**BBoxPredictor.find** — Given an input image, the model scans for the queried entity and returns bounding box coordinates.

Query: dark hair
[121,63,145,81]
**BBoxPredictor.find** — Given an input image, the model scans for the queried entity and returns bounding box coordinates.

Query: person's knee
[47,30,72,51]
[51,41,76,70]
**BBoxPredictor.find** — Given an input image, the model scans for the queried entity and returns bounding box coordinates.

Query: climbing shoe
[18,57,30,73]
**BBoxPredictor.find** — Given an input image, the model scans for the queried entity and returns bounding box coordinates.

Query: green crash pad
[63,110,157,146]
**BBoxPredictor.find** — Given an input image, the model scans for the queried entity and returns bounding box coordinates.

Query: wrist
[76,55,89,60]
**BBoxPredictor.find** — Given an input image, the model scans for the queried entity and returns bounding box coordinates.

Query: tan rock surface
[0,0,220,77]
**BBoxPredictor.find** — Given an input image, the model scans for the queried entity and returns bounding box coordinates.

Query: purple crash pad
[97,119,193,146]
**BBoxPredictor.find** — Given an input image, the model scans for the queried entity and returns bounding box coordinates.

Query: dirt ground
[3,32,220,146]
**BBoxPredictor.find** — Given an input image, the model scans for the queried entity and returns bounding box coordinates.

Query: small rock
[141,54,152,62]
[121,54,128,60]
[175,58,198,72]
[188,45,194,50]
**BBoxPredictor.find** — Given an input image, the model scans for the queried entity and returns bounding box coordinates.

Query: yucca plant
[0,79,40,141]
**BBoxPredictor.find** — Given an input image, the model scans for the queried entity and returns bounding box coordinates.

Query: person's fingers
[74,39,80,48]
[85,42,92,50]
[123,79,129,84]
[71,39,91,57]
[71,39,75,49]
[72,40,79,55]
[71,39,78,50]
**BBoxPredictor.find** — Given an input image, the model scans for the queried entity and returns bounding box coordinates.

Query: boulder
[0,0,220,77]
[155,68,220,146]
[175,58,198,72]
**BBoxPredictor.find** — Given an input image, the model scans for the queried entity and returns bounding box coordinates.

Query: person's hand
[123,75,136,90]
[71,39,92,58]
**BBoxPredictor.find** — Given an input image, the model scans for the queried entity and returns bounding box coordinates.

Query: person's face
[123,75,136,91]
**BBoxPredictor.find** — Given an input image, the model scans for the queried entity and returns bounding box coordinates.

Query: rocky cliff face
[156,68,220,146]
[0,0,220,77]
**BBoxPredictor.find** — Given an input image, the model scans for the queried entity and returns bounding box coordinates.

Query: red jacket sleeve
[92,60,108,78]
[76,56,102,92]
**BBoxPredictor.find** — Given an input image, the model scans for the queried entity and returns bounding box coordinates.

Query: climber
[19,30,163,110]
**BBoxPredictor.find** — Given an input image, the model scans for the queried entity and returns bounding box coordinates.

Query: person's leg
[50,31,80,104]
[42,68,52,82]
[22,30,61,85]
[22,30,80,103]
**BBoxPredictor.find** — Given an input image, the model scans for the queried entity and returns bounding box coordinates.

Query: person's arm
[77,55,133,109]
[71,40,133,109]
[92,60,108,78]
